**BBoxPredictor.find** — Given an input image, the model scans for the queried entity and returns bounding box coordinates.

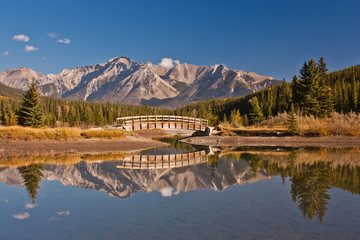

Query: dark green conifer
[317,57,333,117]
[292,57,334,117]
[287,104,299,135]
[17,79,44,127]
[94,105,104,126]
[248,97,264,125]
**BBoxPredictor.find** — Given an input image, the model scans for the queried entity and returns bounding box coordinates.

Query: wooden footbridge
[117,115,208,131]
[116,150,208,169]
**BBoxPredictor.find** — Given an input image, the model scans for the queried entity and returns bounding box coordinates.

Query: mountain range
[0,57,280,108]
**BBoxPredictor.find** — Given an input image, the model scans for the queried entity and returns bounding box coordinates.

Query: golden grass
[299,112,360,136]
[0,126,126,140]
[220,124,287,132]
[259,112,360,136]
[80,129,125,139]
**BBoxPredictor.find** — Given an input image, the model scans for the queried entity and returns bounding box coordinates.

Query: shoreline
[0,136,169,157]
[180,136,360,148]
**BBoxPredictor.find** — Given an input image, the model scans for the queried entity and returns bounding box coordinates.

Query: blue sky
[1,0,359,81]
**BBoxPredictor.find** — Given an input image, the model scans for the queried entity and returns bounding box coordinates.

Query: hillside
[0,82,24,99]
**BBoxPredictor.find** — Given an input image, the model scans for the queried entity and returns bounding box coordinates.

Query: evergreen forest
[0,59,359,127]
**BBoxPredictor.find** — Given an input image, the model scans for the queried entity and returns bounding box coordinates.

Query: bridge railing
[116,115,208,131]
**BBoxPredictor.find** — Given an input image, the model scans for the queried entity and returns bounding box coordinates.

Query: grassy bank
[262,112,360,136]
[221,112,360,136]
[0,126,126,140]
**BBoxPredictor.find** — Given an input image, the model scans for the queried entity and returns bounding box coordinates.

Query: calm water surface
[0,137,359,240]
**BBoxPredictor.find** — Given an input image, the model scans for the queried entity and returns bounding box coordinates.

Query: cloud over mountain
[159,58,180,68]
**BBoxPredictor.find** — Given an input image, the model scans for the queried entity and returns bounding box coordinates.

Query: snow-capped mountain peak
[0,57,280,107]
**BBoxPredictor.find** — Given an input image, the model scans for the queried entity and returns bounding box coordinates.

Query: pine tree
[287,104,299,135]
[67,105,78,126]
[317,57,333,117]
[333,80,343,112]
[248,97,264,125]
[350,75,358,111]
[291,57,333,117]
[94,105,104,126]
[17,79,44,127]
[208,97,219,126]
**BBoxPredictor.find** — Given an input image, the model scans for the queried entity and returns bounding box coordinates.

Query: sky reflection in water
[0,141,360,240]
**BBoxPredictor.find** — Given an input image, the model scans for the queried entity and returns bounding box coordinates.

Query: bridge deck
[117,115,208,131]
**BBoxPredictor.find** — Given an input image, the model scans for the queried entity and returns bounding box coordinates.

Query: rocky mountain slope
[0,159,269,198]
[0,57,280,108]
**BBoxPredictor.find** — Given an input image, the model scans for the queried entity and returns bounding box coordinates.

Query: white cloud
[1,51,9,56]
[49,33,59,38]
[159,58,180,68]
[13,212,30,220]
[25,45,39,53]
[56,38,71,44]
[1,199,8,203]
[57,210,70,216]
[25,203,38,209]
[159,186,179,197]
[12,34,30,42]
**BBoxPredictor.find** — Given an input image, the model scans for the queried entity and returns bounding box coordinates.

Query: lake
[0,137,359,240]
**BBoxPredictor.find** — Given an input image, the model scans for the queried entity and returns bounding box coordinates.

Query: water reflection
[1,145,359,223]
[18,164,44,204]
[221,147,360,222]
[118,150,208,169]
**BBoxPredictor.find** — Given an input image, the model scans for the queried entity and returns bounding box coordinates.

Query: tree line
[1,59,359,127]
[176,59,360,126]
[0,82,175,127]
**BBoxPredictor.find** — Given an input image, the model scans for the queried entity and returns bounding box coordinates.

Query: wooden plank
[132,117,135,131]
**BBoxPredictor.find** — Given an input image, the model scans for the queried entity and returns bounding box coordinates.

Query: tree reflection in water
[18,164,44,204]
[207,154,218,182]
[225,149,360,222]
[290,162,331,222]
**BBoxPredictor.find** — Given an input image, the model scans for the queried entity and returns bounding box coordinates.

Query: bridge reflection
[116,150,208,169]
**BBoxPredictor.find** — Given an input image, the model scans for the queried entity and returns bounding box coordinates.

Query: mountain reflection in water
[0,145,359,223]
